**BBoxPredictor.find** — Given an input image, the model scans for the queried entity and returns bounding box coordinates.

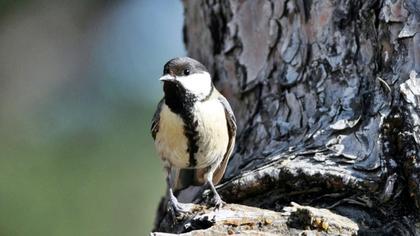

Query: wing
[212,95,237,184]
[151,99,164,140]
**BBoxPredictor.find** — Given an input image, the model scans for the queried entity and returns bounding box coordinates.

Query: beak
[159,74,175,82]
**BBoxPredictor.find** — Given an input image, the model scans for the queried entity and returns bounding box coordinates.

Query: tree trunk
[153,0,420,235]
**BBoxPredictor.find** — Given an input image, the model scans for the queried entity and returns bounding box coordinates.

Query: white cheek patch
[176,72,212,99]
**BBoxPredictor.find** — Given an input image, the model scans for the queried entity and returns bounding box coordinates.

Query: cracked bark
[153,0,420,235]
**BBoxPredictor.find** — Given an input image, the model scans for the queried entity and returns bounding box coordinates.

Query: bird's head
[160,57,212,101]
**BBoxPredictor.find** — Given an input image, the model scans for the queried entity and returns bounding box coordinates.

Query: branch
[151,203,359,235]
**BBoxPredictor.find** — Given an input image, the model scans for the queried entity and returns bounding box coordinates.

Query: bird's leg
[206,171,225,209]
[165,166,191,216]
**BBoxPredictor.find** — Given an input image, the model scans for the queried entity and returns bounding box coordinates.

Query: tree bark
[153,0,420,235]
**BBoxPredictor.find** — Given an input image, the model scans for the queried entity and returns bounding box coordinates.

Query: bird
[151,57,236,214]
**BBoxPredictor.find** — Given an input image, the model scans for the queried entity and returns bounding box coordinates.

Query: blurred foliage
[0,106,163,235]
[0,0,108,19]
[0,0,27,17]
[0,0,184,235]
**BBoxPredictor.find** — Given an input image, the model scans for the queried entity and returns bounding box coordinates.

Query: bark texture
[154,0,420,235]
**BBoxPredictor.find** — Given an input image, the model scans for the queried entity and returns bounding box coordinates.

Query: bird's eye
[183,69,190,76]
[163,68,169,75]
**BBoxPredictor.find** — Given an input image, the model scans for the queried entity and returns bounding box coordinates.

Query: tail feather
[173,168,205,192]
[212,153,230,185]
[173,160,228,193]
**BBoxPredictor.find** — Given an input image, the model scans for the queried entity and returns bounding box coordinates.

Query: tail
[173,168,205,192]
[173,156,230,192]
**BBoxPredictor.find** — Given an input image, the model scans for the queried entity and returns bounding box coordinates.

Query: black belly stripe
[181,110,199,167]
[163,81,200,167]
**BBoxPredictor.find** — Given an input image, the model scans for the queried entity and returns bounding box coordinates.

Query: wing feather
[212,95,237,184]
[151,99,164,139]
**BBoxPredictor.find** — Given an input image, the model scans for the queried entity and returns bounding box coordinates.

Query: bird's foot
[167,196,193,219]
[202,188,226,210]
[211,194,226,210]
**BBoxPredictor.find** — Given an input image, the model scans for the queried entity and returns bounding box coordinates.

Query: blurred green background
[0,0,185,235]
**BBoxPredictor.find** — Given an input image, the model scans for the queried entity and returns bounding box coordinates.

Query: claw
[168,200,191,217]
[212,194,225,209]
[165,167,192,218]
[207,180,225,210]
[167,192,193,218]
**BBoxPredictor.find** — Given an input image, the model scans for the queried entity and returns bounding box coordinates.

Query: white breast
[154,100,229,169]
[155,104,190,168]
[193,99,229,168]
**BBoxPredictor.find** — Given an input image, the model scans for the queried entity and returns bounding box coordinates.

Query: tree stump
[153,0,420,235]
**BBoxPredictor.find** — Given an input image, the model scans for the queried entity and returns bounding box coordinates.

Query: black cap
[163,57,208,77]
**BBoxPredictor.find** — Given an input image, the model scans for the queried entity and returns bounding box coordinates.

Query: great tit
[151,57,236,214]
